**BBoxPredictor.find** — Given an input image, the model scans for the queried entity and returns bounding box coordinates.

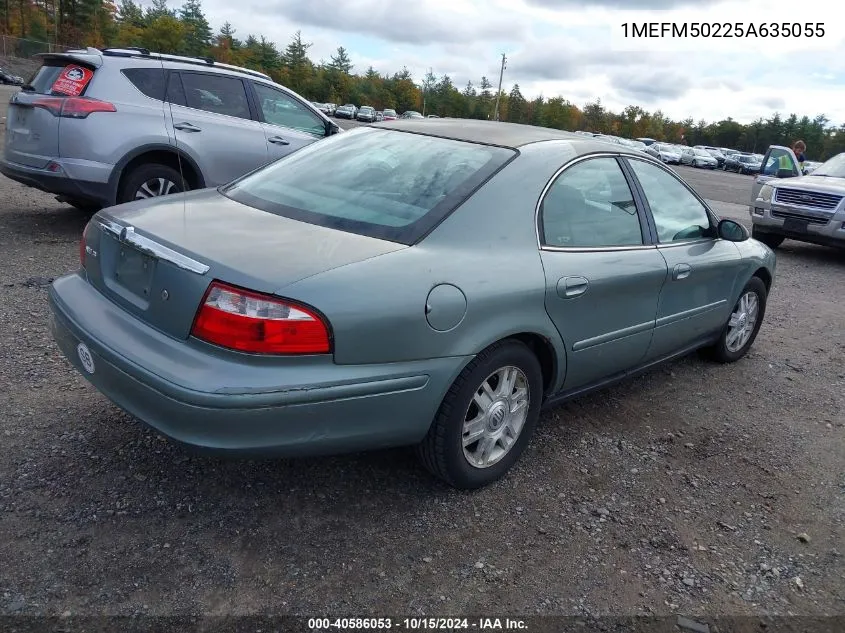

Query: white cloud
[154,0,845,124]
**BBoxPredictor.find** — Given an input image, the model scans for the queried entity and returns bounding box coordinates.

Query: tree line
[2,0,843,160]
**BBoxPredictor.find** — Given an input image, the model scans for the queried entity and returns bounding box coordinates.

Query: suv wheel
[119,164,186,204]
[751,227,785,249]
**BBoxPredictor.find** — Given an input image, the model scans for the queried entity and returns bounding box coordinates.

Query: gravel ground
[0,114,843,623]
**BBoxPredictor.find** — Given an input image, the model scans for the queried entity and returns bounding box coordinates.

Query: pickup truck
[749,146,845,250]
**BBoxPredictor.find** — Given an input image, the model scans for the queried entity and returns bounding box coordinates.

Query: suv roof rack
[99,47,272,80]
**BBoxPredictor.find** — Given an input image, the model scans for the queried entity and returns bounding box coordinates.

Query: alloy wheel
[462,366,530,468]
[726,291,759,352]
[135,178,178,200]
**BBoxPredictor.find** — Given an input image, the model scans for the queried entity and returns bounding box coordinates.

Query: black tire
[701,276,767,364]
[118,163,187,204]
[751,227,785,249]
[416,339,544,489]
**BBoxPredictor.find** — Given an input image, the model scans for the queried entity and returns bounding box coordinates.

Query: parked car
[0,67,23,85]
[694,145,726,168]
[382,108,397,121]
[50,120,775,489]
[645,142,681,164]
[375,111,384,122]
[680,147,718,169]
[356,105,377,122]
[803,160,823,174]
[636,137,657,146]
[401,110,423,119]
[427,114,440,118]
[334,104,357,119]
[0,47,339,211]
[750,146,845,250]
[725,153,762,175]
[313,102,332,116]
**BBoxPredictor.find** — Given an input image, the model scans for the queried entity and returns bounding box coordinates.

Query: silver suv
[1,47,340,210]
[750,146,845,250]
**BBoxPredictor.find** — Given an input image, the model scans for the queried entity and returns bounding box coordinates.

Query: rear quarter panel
[281,141,581,383]
[60,65,171,169]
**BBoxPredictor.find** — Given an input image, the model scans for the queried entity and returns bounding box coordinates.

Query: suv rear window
[122,68,166,100]
[223,127,515,244]
[26,59,95,95]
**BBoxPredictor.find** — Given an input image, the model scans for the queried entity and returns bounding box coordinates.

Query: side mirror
[776,168,794,178]
[325,120,340,136]
[718,219,749,242]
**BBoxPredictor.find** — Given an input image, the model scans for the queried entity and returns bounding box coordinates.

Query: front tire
[701,277,767,363]
[119,163,187,204]
[417,339,544,489]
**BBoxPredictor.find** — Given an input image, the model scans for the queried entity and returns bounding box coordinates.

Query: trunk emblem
[161,290,169,301]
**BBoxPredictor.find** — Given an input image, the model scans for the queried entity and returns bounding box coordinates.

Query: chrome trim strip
[541,244,657,253]
[656,238,714,249]
[572,320,654,351]
[533,150,665,250]
[655,300,727,328]
[95,219,211,275]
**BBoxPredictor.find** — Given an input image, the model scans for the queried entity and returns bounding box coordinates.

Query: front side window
[223,127,515,244]
[253,82,326,136]
[628,159,712,242]
[540,158,643,248]
[180,73,251,120]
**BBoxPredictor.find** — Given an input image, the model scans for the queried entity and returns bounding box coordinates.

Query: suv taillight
[191,281,331,355]
[33,96,116,118]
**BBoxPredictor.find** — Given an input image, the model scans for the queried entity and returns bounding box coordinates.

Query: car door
[624,157,742,361]
[250,81,329,162]
[751,146,801,200]
[165,71,269,186]
[538,155,668,392]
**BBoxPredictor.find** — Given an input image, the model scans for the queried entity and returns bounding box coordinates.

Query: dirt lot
[0,108,843,624]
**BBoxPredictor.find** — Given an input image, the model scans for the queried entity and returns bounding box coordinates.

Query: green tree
[178,0,211,57]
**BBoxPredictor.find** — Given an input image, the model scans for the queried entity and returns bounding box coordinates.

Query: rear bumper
[0,158,111,206]
[48,273,468,456]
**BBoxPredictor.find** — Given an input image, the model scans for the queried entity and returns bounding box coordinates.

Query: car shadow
[776,241,845,266]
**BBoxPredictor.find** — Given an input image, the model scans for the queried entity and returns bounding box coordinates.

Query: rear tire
[751,227,784,249]
[701,276,767,363]
[118,163,187,204]
[416,340,544,489]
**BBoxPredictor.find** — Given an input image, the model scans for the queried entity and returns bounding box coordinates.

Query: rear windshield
[222,127,515,245]
[26,59,95,95]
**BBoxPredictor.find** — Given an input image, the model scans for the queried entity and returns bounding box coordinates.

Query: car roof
[375,119,589,148]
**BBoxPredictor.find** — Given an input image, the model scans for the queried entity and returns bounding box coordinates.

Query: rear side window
[122,68,166,101]
[179,73,251,120]
[26,60,95,95]
[223,127,515,244]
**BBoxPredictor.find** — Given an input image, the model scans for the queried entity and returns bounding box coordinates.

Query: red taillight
[191,281,331,355]
[32,96,116,118]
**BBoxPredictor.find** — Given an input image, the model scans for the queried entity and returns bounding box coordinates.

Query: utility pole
[493,53,507,122]
[422,66,432,117]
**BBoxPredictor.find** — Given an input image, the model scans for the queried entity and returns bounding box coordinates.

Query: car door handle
[267,136,290,145]
[173,122,201,132]
[557,276,589,298]
[672,263,691,280]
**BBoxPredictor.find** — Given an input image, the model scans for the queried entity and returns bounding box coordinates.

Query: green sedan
[49,120,776,489]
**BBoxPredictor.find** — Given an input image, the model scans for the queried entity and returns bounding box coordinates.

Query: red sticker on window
[50,65,94,96]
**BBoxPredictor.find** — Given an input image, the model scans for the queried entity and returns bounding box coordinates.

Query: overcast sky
[151,0,844,125]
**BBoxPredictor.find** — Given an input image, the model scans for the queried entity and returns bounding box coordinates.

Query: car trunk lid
[83,188,407,340]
